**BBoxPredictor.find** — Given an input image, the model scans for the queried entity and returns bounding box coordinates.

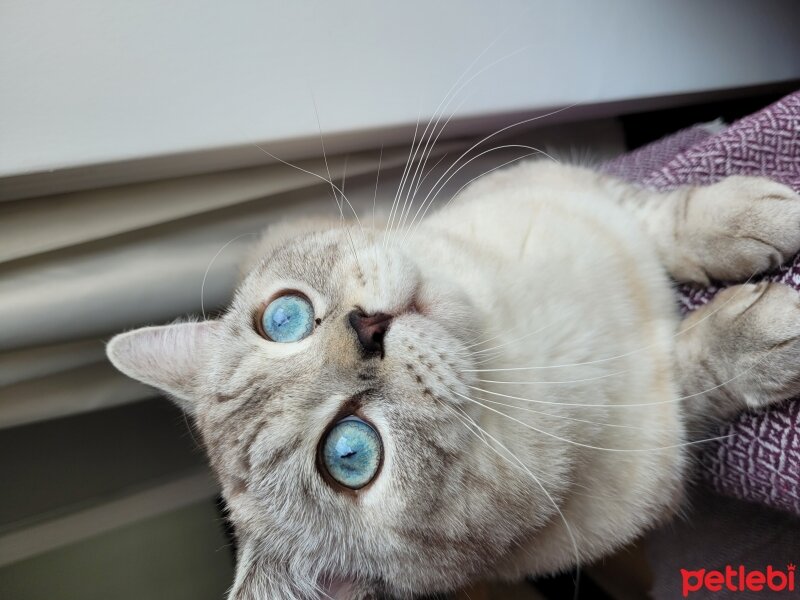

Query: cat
[107,160,800,599]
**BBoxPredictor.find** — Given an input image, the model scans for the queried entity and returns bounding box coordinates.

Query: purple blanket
[603,91,800,515]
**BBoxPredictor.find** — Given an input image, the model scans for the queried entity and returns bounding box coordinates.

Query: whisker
[466,333,784,412]
[386,106,422,249]
[473,392,685,434]
[472,351,506,366]
[398,46,532,236]
[445,404,562,490]
[200,232,258,319]
[311,94,346,219]
[475,371,627,385]
[339,154,350,207]
[407,151,450,212]
[392,39,513,239]
[402,105,578,242]
[390,18,539,247]
[471,318,564,356]
[398,149,455,241]
[394,106,450,240]
[441,150,547,210]
[446,392,708,505]
[403,144,558,247]
[371,145,384,295]
[463,273,761,374]
[442,403,582,593]
[452,323,486,344]
[464,331,506,350]
[251,143,364,266]
[673,274,758,335]
[453,389,732,451]
[372,145,384,232]
[309,96,369,277]
[250,144,361,226]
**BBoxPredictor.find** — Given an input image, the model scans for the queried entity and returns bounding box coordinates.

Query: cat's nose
[348,310,393,357]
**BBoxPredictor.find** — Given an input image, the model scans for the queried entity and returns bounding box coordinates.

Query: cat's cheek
[413,282,477,346]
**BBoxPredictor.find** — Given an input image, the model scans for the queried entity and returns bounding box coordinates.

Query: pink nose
[348,310,393,357]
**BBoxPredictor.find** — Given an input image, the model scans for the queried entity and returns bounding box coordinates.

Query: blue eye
[260,294,315,343]
[321,416,382,489]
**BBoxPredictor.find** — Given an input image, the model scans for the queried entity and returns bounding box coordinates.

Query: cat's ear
[106,321,219,412]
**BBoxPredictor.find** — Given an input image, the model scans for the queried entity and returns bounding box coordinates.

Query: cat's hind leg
[675,281,800,423]
[606,175,800,285]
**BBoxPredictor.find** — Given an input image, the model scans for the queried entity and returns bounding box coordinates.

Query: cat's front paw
[702,282,800,411]
[681,176,800,282]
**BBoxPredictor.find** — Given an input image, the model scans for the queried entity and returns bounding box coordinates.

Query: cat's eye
[321,416,382,490]
[258,293,315,343]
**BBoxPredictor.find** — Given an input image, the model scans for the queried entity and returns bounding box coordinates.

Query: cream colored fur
[107,160,800,599]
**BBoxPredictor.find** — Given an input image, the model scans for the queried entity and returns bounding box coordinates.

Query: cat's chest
[415,188,670,356]
[425,188,648,281]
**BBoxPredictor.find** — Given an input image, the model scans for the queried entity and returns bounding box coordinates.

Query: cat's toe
[713,282,800,409]
[686,176,800,281]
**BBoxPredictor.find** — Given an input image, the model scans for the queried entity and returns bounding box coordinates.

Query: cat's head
[107,220,543,599]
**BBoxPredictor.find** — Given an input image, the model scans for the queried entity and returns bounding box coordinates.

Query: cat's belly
[417,185,687,578]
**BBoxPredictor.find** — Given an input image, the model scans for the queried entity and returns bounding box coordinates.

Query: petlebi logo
[681,564,795,597]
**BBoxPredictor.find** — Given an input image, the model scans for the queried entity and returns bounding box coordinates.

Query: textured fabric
[604,91,800,515]
[602,124,714,183]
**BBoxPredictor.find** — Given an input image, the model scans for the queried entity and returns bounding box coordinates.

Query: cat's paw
[680,176,800,282]
[700,282,800,411]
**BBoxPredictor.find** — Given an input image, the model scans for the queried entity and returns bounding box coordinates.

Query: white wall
[2,0,799,194]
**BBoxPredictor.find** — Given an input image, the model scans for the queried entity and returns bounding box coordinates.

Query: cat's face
[108,223,545,599]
